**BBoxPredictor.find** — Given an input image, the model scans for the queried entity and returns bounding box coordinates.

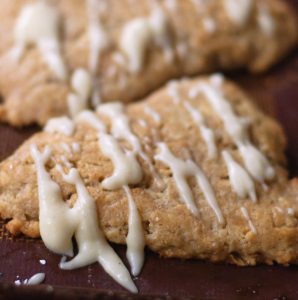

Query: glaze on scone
[0,75,297,272]
[0,0,296,126]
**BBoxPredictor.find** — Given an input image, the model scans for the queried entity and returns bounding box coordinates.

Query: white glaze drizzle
[31,144,137,293]
[123,185,145,276]
[155,143,225,224]
[288,208,295,216]
[27,273,46,285]
[59,167,137,293]
[150,6,173,64]
[202,17,217,33]
[120,18,150,73]
[30,145,75,256]
[144,105,161,124]
[184,101,217,159]
[76,110,106,132]
[222,150,256,203]
[12,1,67,80]
[190,75,275,185]
[86,0,110,106]
[72,143,81,153]
[67,69,92,118]
[76,110,143,189]
[224,0,253,26]
[86,0,109,74]
[120,6,172,73]
[100,133,143,189]
[44,116,75,137]
[168,80,217,159]
[240,206,257,234]
[257,3,275,37]
[167,81,181,104]
[209,73,224,88]
[97,103,162,189]
[176,42,188,59]
[76,109,145,274]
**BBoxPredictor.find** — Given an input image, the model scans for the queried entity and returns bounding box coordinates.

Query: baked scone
[0,0,296,126]
[0,74,297,286]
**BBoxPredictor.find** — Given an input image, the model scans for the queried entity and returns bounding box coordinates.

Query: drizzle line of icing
[67,69,92,117]
[98,103,163,189]
[120,6,172,73]
[100,132,143,189]
[190,74,275,185]
[123,185,145,276]
[224,0,253,26]
[76,110,143,189]
[76,109,145,274]
[155,143,225,224]
[167,81,217,159]
[86,0,109,106]
[167,81,181,104]
[13,1,67,80]
[31,145,137,293]
[222,150,256,203]
[144,105,161,124]
[44,116,75,136]
[86,0,109,75]
[257,3,275,36]
[240,206,257,234]
[184,101,217,159]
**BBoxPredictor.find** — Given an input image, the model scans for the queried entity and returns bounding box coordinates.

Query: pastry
[0,0,296,126]
[0,74,297,292]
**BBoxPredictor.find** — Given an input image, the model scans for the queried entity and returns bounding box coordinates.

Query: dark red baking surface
[0,4,298,300]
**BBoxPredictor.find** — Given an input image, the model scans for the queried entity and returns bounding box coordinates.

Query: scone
[0,74,297,291]
[0,0,297,126]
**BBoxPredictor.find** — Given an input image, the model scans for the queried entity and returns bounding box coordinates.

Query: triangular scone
[0,0,296,126]
[0,74,297,269]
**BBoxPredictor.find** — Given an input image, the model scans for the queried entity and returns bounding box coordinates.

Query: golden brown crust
[0,76,297,266]
[0,0,296,126]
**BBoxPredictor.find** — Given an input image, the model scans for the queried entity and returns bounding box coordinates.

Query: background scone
[0,75,297,272]
[0,0,296,126]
